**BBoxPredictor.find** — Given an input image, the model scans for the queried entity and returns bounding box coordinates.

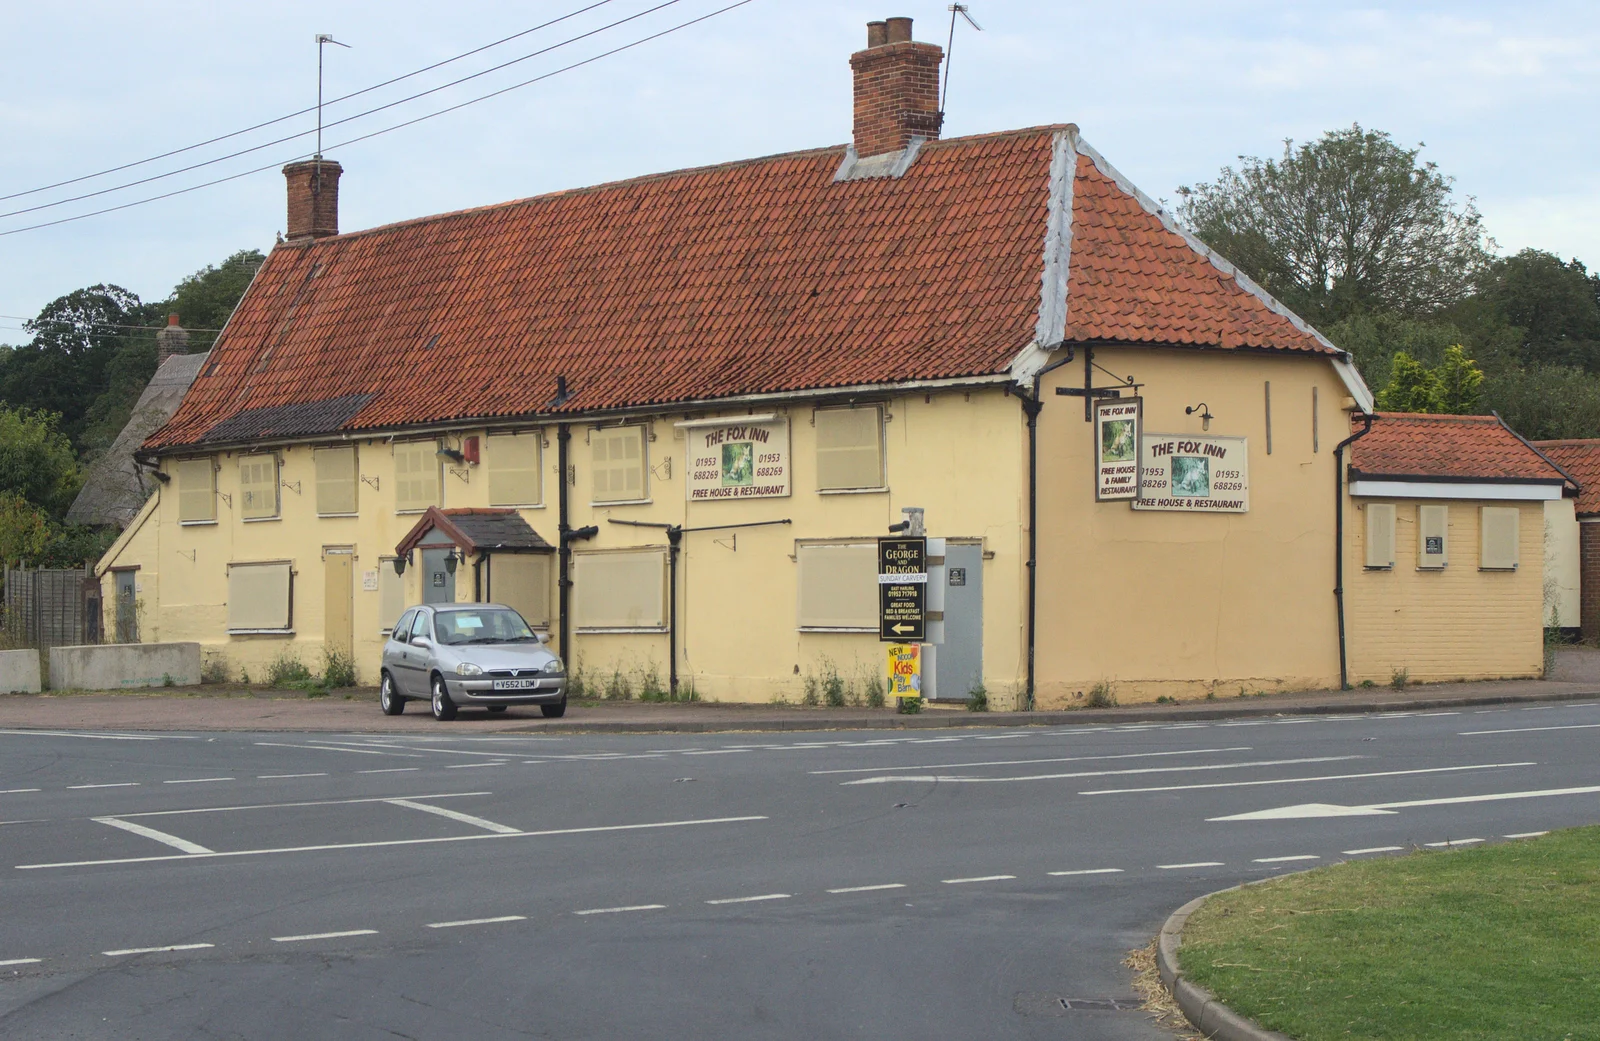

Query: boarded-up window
[796,542,877,629]
[1364,503,1396,569]
[227,561,293,632]
[176,457,216,523]
[315,446,358,516]
[239,455,279,520]
[378,560,407,632]
[573,549,666,629]
[815,406,884,491]
[394,442,439,512]
[488,432,542,506]
[1480,507,1520,570]
[591,426,646,503]
[491,553,552,628]
[1417,504,1449,569]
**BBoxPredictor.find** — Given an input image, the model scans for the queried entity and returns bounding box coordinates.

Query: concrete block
[0,649,42,693]
[47,643,201,691]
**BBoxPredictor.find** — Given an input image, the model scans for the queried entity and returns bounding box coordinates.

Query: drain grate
[1060,997,1142,1012]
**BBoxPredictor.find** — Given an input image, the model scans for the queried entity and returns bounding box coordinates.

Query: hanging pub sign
[1133,434,1250,513]
[684,418,791,501]
[1094,397,1141,500]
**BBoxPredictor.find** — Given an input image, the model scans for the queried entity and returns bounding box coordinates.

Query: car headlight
[454,662,484,676]
[542,658,564,674]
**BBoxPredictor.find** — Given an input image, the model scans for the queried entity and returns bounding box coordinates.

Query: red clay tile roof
[1534,440,1600,513]
[147,126,1341,452]
[1351,413,1569,484]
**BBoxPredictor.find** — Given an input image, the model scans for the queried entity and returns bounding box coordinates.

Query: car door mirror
[535,632,550,645]
[412,637,431,649]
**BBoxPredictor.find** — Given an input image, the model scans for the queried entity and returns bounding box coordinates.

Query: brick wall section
[849,40,944,158]
[282,158,342,241]
[1580,519,1600,642]
[1346,498,1545,682]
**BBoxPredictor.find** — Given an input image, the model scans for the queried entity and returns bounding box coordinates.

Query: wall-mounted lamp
[392,555,407,576]
[152,470,171,484]
[1185,402,1214,431]
[444,549,461,575]
[437,445,466,464]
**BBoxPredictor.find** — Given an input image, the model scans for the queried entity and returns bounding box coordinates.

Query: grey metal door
[936,543,983,700]
[115,570,138,643]
[421,548,455,605]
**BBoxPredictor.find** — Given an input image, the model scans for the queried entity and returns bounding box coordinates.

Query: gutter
[1333,411,1375,690]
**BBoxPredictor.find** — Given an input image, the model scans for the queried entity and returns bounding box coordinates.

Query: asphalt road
[2,699,1598,1039]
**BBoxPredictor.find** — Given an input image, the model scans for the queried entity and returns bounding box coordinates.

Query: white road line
[941,875,1015,884]
[255,741,422,757]
[1,789,42,795]
[1253,855,1320,864]
[682,750,746,756]
[574,904,665,916]
[1425,838,1484,847]
[1157,862,1225,870]
[1505,831,1549,839]
[843,755,1359,785]
[386,798,521,834]
[309,740,519,760]
[811,746,1254,776]
[1048,868,1124,877]
[163,777,234,785]
[94,817,213,855]
[444,762,508,769]
[1098,761,1531,798]
[827,883,906,894]
[102,791,490,819]
[1343,846,1405,855]
[18,815,768,870]
[0,958,41,966]
[257,773,327,779]
[0,730,159,741]
[705,893,790,904]
[426,916,526,929]
[104,943,213,956]
[1459,723,1600,736]
[357,768,419,774]
[271,929,378,943]
[68,782,140,789]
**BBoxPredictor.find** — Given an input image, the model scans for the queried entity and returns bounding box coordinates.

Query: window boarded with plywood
[227,561,293,632]
[378,560,406,632]
[815,406,884,491]
[315,446,358,516]
[1417,504,1449,569]
[1480,507,1520,570]
[394,442,439,512]
[491,553,552,628]
[591,426,646,503]
[239,455,279,520]
[176,457,216,523]
[488,432,542,506]
[573,549,665,630]
[1365,503,1396,569]
[795,542,877,630]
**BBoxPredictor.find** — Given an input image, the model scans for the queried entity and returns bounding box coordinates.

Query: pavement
[2,674,1597,734]
[1,698,1598,1038]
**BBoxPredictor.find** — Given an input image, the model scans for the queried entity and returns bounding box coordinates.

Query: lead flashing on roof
[1033,128,1078,350]
[832,137,927,181]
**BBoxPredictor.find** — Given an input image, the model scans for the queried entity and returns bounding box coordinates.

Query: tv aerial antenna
[315,33,352,159]
[940,4,983,120]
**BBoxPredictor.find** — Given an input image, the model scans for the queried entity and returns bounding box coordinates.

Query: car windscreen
[433,608,537,646]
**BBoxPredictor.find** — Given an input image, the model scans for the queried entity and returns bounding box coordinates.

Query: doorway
[934,541,984,701]
[421,547,456,605]
[323,548,354,661]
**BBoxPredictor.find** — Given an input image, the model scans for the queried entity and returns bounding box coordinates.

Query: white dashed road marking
[942,875,1015,884]
[426,916,525,929]
[1,789,42,795]
[1505,831,1549,839]
[1157,862,1225,870]
[811,746,1254,776]
[574,904,665,916]
[1425,838,1484,847]
[1343,846,1405,855]
[257,773,327,779]
[1048,868,1124,876]
[1119,762,1532,801]
[843,755,1360,785]
[0,958,42,966]
[163,777,234,785]
[827,883,906,894]
[1253,855,1319,864]
[68,783,140,790]
[271,930,378,943]
[705,893,790,905]
[104,943,213,956]
[1459,723,1600,736]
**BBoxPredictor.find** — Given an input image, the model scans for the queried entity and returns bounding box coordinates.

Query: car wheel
[380,672,404,716]
[486,704,507,713]
[431,675,458,721]
[540,693,567,719]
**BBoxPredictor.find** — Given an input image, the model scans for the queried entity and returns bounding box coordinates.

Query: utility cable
[0,0,757,238]
[0,0,622,205]
[0,0,689,221]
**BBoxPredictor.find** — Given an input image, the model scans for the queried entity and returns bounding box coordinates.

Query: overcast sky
[1,0,1595,339]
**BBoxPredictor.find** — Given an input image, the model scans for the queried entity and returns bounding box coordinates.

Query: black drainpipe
[557,422,572,657]
[1019,348,1075,711]
[1333,411,1375,690]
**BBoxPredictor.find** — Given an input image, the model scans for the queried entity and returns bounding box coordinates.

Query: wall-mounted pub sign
[1133,434,1250,513]
[685,418,791,501]
[1094,397,1141,500]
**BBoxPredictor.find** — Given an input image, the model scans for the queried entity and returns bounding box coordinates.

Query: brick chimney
[155,313,189,366]
[849,16,944,159]
[282,158,342,242]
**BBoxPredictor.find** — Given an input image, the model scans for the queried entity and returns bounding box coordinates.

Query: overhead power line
[0,0,690,222]
[0,0,758,238]
[0,0,623,205]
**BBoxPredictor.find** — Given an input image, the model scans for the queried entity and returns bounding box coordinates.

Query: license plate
[492,678,539,691]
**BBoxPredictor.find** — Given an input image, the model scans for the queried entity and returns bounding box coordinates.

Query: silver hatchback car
[380,603,567,720]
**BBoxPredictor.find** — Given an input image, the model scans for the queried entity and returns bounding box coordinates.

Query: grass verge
[1179,826,1600,1040]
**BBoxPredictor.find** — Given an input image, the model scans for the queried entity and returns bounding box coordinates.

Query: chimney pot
[167,313,180,326]
[885,16,913,43]
[281,158,343,242]
[866,20,888,47]
[849,19,944,159]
